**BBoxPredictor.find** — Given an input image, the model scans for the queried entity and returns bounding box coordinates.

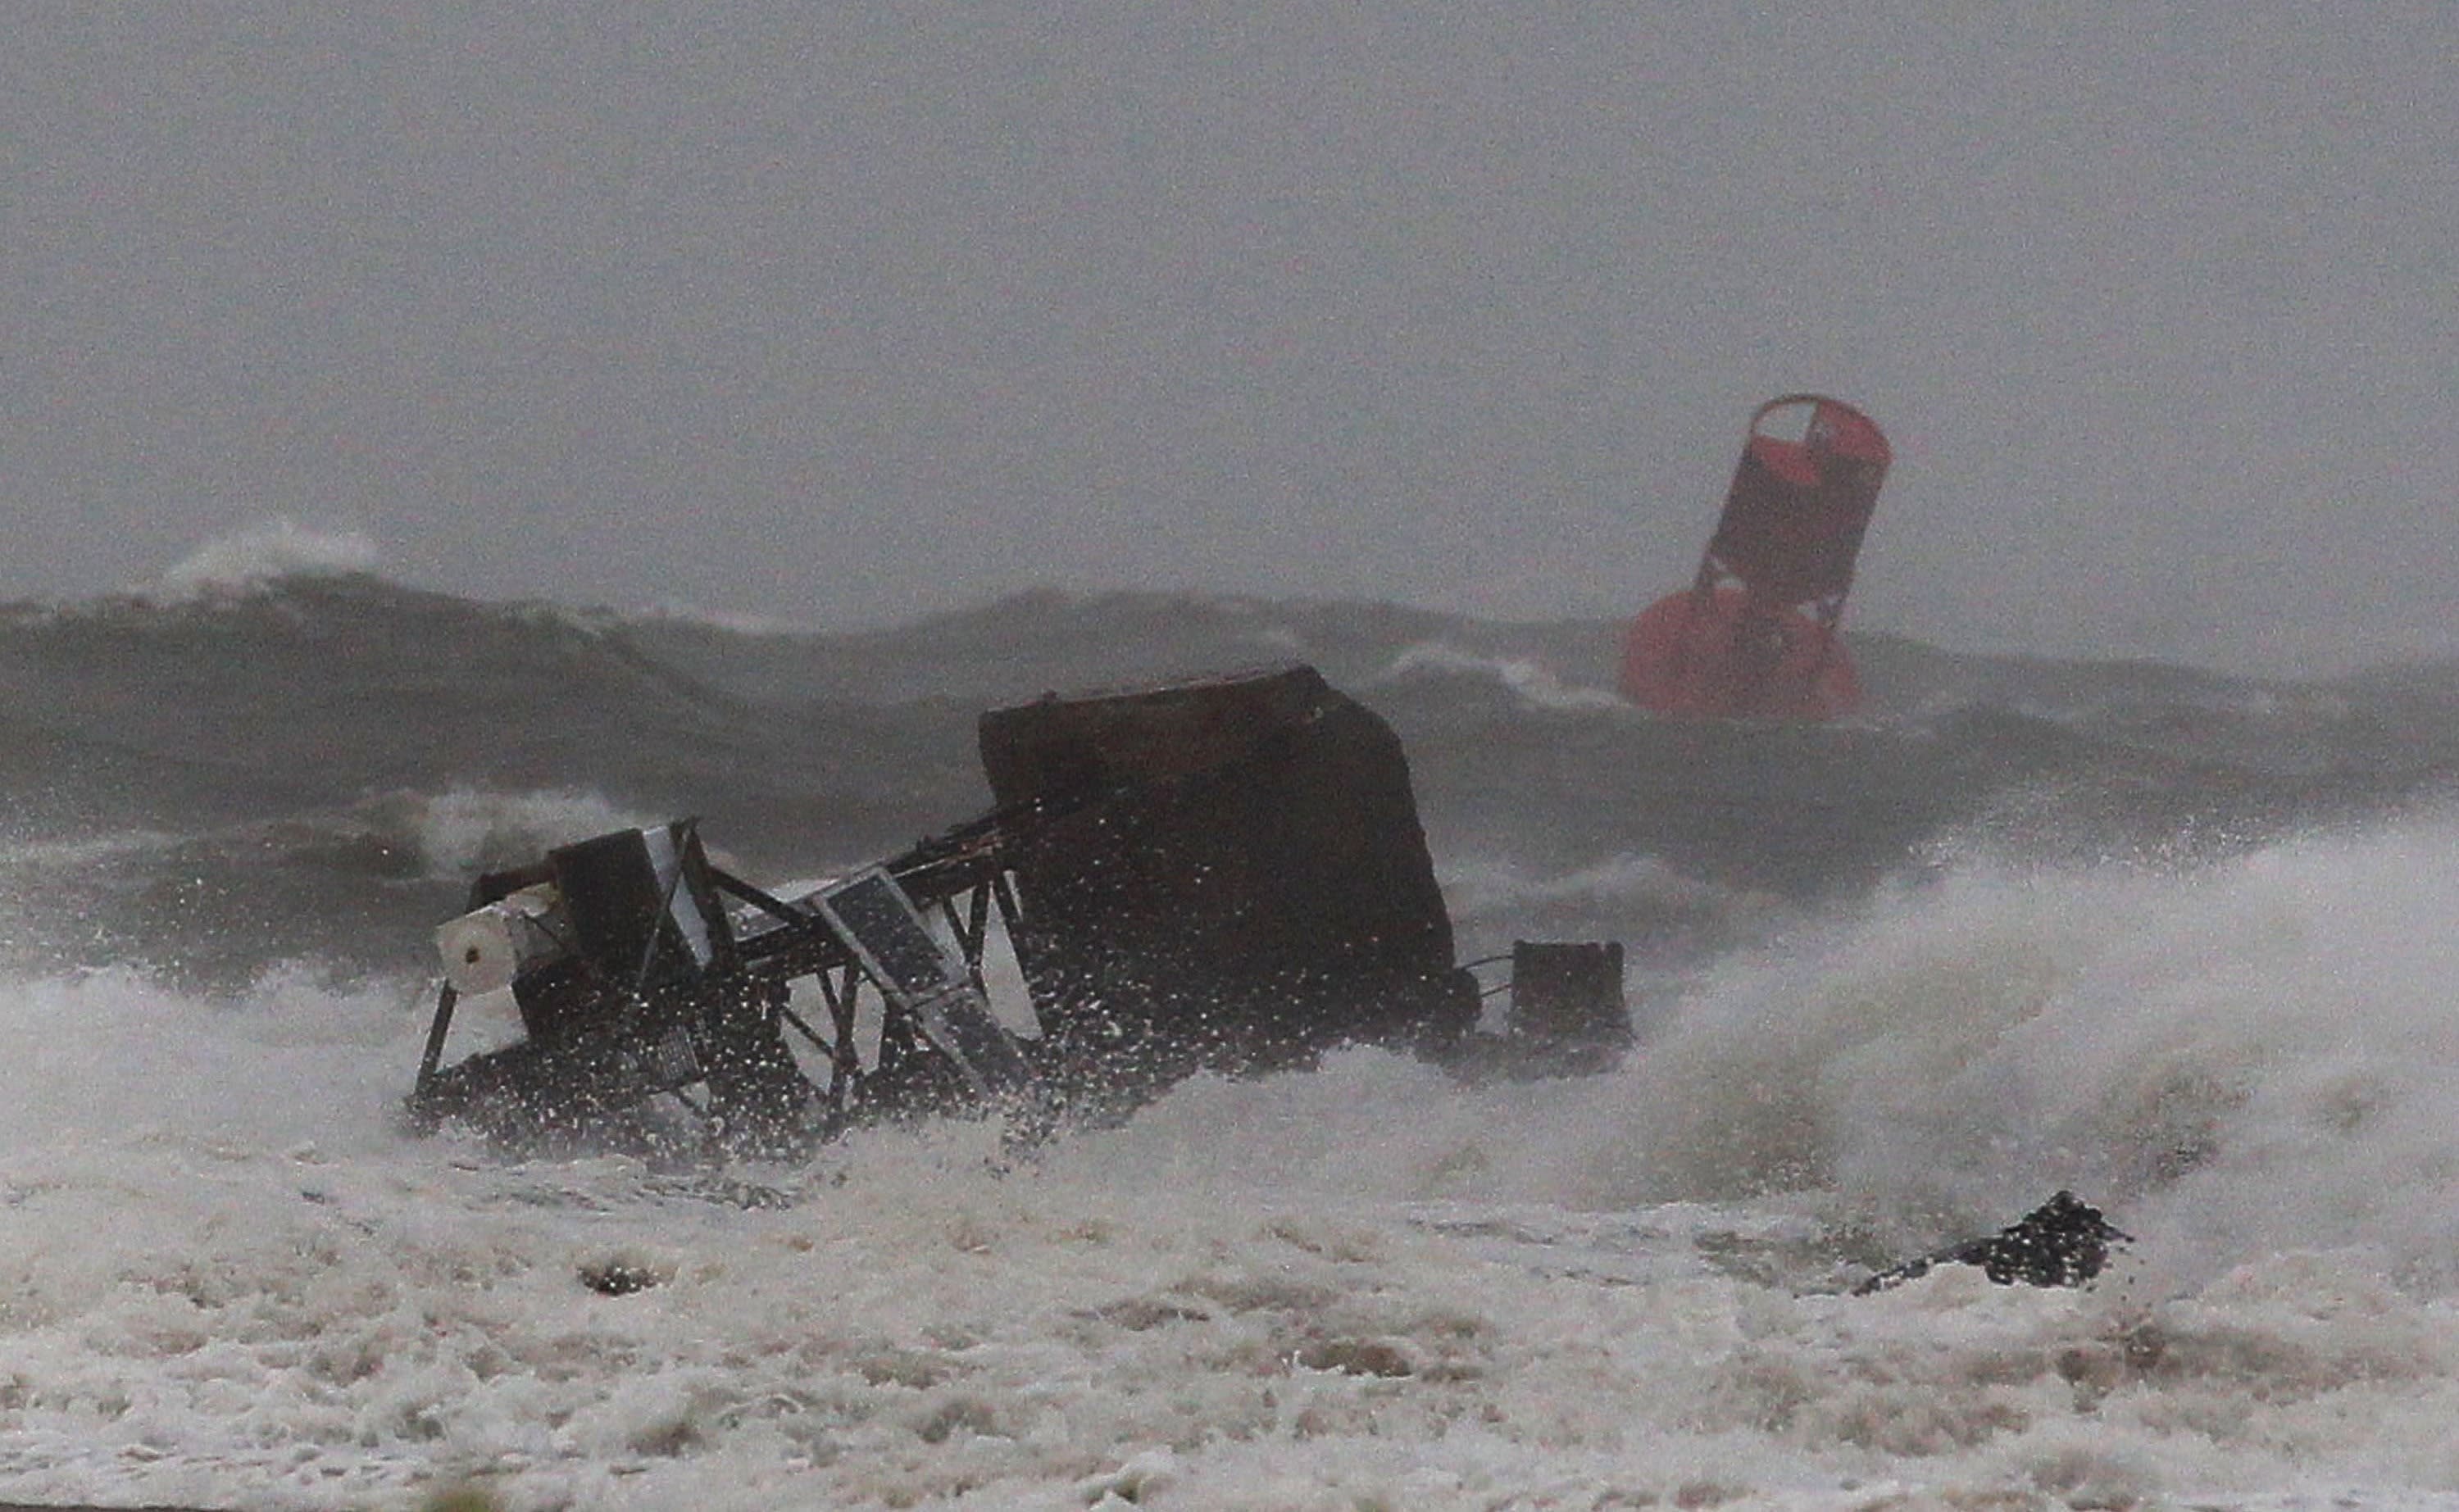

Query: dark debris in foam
[579,1258,667,1296]
[1855,1191,2134,1296]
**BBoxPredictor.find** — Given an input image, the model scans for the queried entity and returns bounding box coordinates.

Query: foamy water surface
[6,820,2459,1509]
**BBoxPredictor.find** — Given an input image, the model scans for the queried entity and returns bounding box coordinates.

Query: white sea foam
[6,819,2459,1505]
[144,520,385,602]
[1073,812,2459,1277]
[630,599,820,637]
[1376,639,1629,711]
[402,787,657,882]
[1440,851,1767,931]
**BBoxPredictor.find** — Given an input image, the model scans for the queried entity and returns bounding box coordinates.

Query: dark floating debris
[1855,1191,2134,1296]
[404,665,1630,1159]
[579,1259,666,1296]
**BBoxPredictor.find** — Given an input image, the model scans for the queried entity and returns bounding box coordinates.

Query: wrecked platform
[407,665,1629,1156]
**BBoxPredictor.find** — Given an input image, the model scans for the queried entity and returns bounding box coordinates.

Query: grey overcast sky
[5,4,2455,672]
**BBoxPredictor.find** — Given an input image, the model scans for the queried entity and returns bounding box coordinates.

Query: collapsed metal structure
[407,665,1628,1156]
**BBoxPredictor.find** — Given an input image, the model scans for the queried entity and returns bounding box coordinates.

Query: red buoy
[1619,395,1890,720]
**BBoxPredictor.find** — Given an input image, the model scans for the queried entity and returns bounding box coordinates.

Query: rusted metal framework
[407,808,1046,1154]
[406,665,1627,1156]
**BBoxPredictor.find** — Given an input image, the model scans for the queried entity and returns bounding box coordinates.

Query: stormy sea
[10,552,2459,1511]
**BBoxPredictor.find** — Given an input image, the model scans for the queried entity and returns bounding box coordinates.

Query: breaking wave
[145,518,386,602]
[7,576,2459,1505]
[1407,810,2459,1297]
[1373,639,1628,711]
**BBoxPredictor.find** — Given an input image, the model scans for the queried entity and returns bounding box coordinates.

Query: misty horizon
[8,6,2456,679]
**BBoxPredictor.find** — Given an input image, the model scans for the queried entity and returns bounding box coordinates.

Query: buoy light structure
[1619,394,1891,720]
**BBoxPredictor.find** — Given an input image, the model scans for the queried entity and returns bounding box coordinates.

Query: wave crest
[148,520,384,602]
[1376,640,1626,711]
